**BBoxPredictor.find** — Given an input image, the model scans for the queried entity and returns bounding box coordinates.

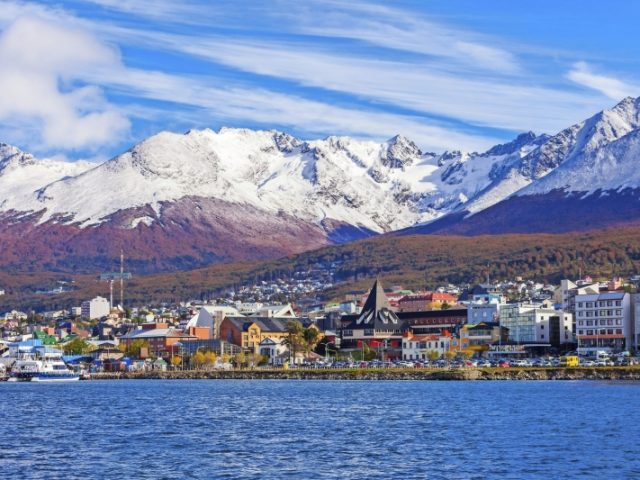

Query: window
[578,321,584,326]
[587,330,594,335]
[607,329,613,335]
[616,310,622,316]
[616,319,622,326]
[586,320,593,326]
[540,325,544,330]
[616,329,623,334]
[578,302,584,308]
[616,301,622,306]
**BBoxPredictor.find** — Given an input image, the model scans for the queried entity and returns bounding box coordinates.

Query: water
[1,380,639,479]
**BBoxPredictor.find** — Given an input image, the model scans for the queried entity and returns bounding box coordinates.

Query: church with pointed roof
[341,278,405,356]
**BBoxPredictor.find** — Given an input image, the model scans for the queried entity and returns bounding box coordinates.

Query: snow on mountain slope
[1,127,542,233]
[3,96,640,242]
[461,96,640,215]
[0,144,94,214]
[519,127,640,195]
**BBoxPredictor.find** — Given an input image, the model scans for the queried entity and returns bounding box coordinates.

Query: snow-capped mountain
[0,127,544,233]
[407,96,640,235]
[2,96,640,272]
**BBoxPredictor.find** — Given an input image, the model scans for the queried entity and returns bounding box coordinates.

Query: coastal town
[2,272,640,380]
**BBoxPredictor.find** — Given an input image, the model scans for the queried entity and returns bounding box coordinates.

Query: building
[458,322,508,357]
[81,296,110,320]
[120,323,195,357]
[341,279,404,356]
[399,308,468,336]
[219,317,292,352]
[258,337,288,365]
[499,303,573,347]
[184,308,214,339]
[402,332,450,360]
[467,303,499,324]
[574,291,631,354]
[398,292,458,312]
[462,284,504,304]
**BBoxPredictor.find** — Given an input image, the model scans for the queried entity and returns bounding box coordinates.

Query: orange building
[398,292,458,311]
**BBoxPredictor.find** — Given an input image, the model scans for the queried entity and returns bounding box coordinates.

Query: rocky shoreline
[87,367,640,381]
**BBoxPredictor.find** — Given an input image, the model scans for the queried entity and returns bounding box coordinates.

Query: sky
[0,0,639,161]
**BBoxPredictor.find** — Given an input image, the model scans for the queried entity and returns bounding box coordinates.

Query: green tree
[121,339,150,359]
[427,350,440,361]
[63,337,91,355]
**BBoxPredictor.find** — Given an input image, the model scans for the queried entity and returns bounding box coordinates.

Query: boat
[8,342,79,382]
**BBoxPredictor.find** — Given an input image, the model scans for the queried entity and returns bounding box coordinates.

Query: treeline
[6,227,640,310]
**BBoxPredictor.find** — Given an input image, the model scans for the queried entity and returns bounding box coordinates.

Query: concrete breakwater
[88,367,640,381]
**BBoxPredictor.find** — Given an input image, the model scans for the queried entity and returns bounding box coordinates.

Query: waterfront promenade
[88,366,640,381]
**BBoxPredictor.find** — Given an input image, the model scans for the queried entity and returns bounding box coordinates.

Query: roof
[347,279,400,329]
[121,328,186,339]
[185,308,214,330]
[397,308,467,320]
[224,316,291,333]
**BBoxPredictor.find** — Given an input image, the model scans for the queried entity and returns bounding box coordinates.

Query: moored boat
[8,341,79,382]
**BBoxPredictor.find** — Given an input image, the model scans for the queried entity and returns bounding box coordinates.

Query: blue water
[1,380,639,479]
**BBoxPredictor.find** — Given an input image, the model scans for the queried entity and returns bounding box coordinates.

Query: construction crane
[100,249,132,311]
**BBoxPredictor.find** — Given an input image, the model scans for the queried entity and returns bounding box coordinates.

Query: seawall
[88,367,640,381]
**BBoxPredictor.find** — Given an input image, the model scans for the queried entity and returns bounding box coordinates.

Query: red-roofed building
[398,292,458,312]
[402,331,451,360]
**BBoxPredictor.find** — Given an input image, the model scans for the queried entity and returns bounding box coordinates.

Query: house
[258,337,288,365]
[120,323,195,357]
[398,292,458,312]
[402,332,450,360]
[219,317,291,352]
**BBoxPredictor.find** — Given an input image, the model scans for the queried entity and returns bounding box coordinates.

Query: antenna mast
[120,249,125,310]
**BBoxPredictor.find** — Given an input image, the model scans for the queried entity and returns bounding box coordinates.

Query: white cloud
[167,37,601,134]
[567,61,639,100]
[0,14,130,151]
[92,67,500,152]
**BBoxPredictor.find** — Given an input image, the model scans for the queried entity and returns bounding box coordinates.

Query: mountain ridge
[2,97,640,272]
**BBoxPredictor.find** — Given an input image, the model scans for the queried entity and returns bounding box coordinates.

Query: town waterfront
[2,380,640,479]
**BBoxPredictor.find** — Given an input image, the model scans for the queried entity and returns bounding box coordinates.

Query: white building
[575,291,631,354]
[81,296,110,320]
[258,337,288,365]
[499,303,573,345]
[467,303,499,324]
[402,333,450,361]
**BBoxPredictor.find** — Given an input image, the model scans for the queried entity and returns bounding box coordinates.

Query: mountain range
[1,97,640,273]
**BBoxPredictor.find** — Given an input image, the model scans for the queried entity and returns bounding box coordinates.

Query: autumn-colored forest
[3,227,640,311]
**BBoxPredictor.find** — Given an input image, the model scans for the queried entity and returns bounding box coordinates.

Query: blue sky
[0,0,638,161]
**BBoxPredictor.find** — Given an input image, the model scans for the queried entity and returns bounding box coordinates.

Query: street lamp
[324,341,335,363]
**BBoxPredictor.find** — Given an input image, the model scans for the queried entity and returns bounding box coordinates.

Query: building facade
[575,292,631,354]
[499,303,573,346]
[402,333,450,360]
[81,296,110,320]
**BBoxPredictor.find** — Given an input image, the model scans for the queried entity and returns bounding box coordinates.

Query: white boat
[9,343,79,382]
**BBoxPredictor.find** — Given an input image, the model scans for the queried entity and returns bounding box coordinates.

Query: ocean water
[1,380,639,479]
